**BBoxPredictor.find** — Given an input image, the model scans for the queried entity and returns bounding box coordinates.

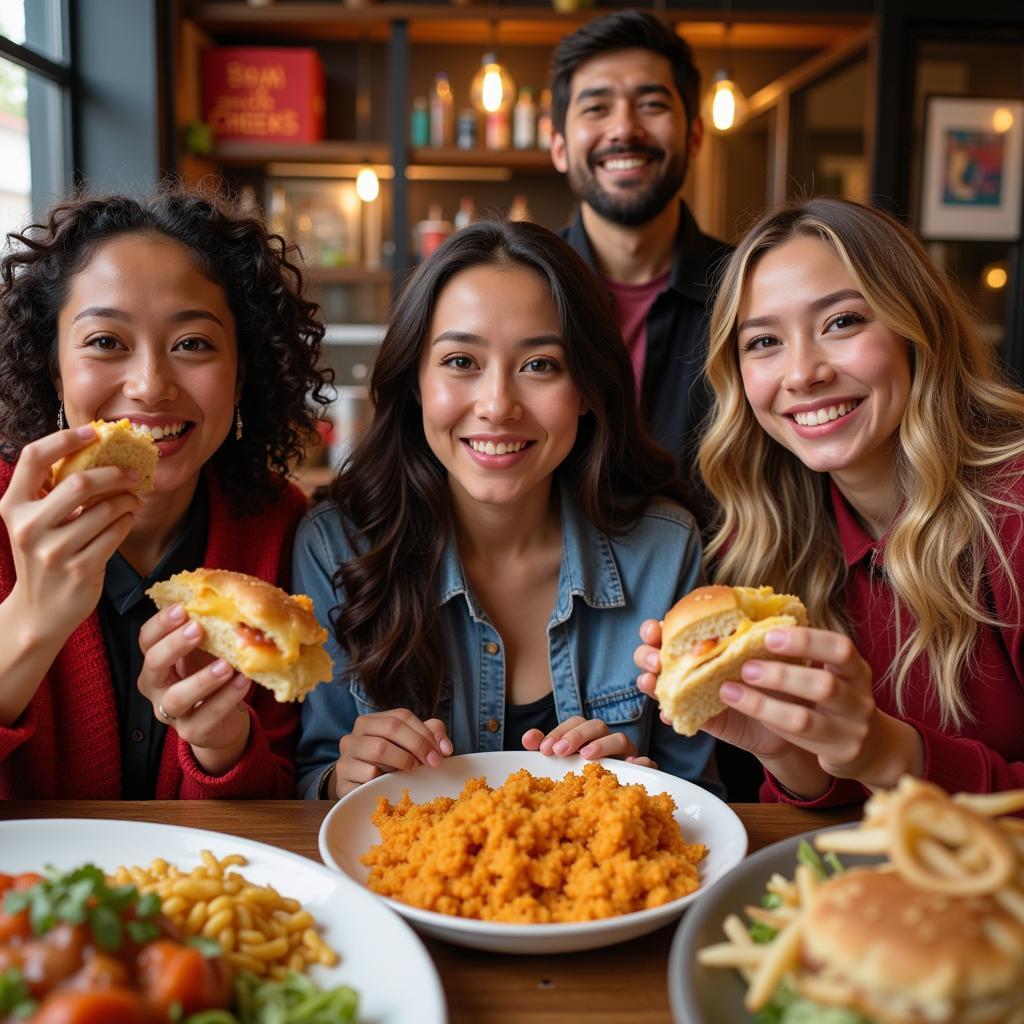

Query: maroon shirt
[604,271,670,396]
[762,467,1024,806]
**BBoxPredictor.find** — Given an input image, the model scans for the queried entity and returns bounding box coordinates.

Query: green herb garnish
[3,864,163,953]
[187,935,223,959]
[0,967,36,1020]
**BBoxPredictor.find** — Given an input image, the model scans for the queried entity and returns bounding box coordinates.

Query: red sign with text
[203,47,325,143]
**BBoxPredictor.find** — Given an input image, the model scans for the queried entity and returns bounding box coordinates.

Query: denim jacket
[294,484,720,798]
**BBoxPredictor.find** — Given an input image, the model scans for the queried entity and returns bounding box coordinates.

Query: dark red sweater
[763,466,1024,806]
[0,461,306,799]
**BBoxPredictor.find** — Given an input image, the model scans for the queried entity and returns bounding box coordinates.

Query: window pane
[0,56,29,234]
[0,0,64,63]
[0,57,66,234]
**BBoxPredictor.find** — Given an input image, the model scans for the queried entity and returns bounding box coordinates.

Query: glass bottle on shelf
[513,87,536,150]
[485,109,510,150]
[416,203,453,261]
[430,72,454,147]
[456,109,477,150]
[537,88,553,150]
[454,196,476,231]
[410,96,429,147]
[508,194,532,222]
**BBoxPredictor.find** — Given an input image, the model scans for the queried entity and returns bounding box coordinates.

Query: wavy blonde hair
[701,197,1024,727]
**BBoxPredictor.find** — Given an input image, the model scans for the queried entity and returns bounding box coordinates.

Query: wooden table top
[0,800,859,1023]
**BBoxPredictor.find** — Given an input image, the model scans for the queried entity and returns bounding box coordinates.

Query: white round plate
[0,818,447,1024]
[318,751,748,954]
[668,824,876,1023]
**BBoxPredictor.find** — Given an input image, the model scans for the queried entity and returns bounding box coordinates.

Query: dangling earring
[56,401,66,431]
[234,404,243,441]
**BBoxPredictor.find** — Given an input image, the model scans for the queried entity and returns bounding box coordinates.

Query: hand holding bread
[146,568,333,703]
[636,584,922,798]
[0,425,144,647]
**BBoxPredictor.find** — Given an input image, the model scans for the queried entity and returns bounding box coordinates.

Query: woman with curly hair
[294,220,720,800]
[635,195,1024,804]
[0,186,333,798]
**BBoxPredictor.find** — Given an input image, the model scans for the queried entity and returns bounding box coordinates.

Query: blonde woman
[635,196,1024,804]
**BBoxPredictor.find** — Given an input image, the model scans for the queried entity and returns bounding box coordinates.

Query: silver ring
[158,702,177,722]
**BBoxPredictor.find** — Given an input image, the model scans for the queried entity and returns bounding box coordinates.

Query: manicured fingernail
[183,622,201,641]
[211,659,232,678]
[233,675,249,689]
[720,682,743,702]
[75,425,95,438]
[440,737,453,755]
[539,738,554,754]
[553,739,570,755]
[168,604,186,624]
[579,744,596,758]
[427,750,441,767]
[741,661,763,681]
[765,629,787,650]
[646,652,659,669]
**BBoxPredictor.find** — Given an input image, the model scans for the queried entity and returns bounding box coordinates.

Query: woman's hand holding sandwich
[635,606,924,798]
[137,603,253,776]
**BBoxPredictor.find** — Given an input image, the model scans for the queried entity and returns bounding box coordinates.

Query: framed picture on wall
[920,96,1024,241]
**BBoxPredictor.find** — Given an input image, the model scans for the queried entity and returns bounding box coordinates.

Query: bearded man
[550,10,731,526]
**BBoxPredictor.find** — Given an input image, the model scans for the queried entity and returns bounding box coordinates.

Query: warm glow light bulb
[356,167,379,203]
[481,67,504,113]
[985,265,1008,290]
[712,81,738,132]
[993,107,1015,134]
[703,70,748,135]
[470,52,516,114]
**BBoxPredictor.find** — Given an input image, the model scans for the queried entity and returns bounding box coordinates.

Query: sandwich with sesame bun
[655,585,808,736]
[51,418,158,495]
[147,568,333,703]
[698,777,1024,1024]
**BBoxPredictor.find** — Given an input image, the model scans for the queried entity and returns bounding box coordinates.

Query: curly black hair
[0,182,334,514]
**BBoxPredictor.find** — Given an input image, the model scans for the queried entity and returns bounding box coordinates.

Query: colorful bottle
[536,88,553,150]
[456,109,477,150]
[454,196,476,231]
[430,72,454,147]
[513,87,536,150]
[484,109,510,151]
[508,194,532,222]
[410,96,429,147]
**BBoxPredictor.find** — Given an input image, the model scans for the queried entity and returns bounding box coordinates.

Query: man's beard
[568,144,688,227]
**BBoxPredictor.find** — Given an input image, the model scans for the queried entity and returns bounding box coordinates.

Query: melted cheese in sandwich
[185,587,302,674]
[682,619,755,672]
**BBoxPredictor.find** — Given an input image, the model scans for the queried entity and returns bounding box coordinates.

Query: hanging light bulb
[703,68,748,134]
[470,52,516,114]
[355,166,379,203]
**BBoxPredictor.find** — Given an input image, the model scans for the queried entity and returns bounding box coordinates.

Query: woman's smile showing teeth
[790,399,861,427]
[464,437,534,460]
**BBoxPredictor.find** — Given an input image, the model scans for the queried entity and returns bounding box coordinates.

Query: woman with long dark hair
[296,220,719,799]
[0,184,333,798]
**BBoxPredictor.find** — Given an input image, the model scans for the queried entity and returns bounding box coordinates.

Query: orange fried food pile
[361,763,706,922]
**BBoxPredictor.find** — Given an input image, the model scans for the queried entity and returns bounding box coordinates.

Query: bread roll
[147,568,333,703]
[52,418,158,495]
[655,585,808,736]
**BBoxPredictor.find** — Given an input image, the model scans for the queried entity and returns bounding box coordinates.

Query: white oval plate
[0,818,447,1024]
[319,751,747,954]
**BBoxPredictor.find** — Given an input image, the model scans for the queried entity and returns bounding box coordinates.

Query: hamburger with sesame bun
[791,865,1024,1023]
[655,585,808,736]
[147,568,333,703]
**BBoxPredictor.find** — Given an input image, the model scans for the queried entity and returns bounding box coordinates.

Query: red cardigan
[762,466,1024,806]
[0,462,306,799]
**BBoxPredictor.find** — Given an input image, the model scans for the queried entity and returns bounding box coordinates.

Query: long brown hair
[328,220,686,714]
[701,196,1024,726]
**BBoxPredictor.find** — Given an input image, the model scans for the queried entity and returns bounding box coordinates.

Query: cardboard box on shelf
[203,47,325,143]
